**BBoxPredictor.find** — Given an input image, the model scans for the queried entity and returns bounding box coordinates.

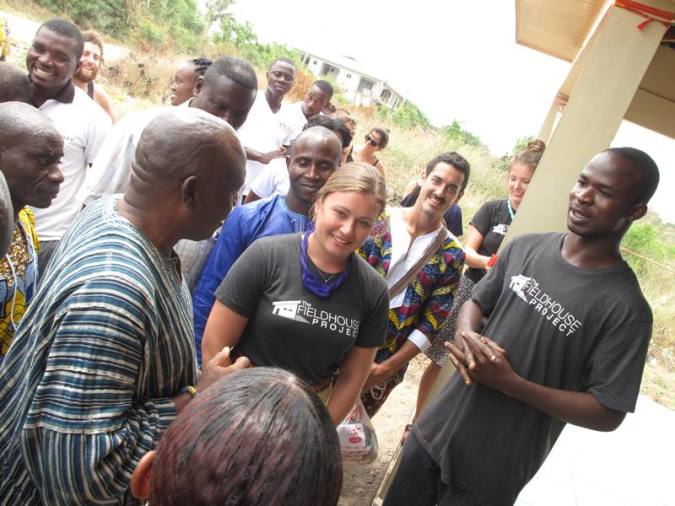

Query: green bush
[33,0,127,34]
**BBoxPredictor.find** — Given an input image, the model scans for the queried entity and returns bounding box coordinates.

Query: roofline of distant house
[297,49,406,100]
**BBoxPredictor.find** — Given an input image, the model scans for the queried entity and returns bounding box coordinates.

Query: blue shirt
[192,194,308,361]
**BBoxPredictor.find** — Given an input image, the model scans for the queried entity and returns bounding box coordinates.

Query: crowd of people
[0,16,662,506]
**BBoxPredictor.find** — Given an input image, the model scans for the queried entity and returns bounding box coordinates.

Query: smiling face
[266,61,296,98]
[26,27,80,96]
[191,74,256,130]
[170,62,198,106]
[0,130,64,210]
[507,161,534,210]
[416,162,465,222]
[287,130,342,208]
[567,151,646,240]
[75,41,101,82]
[312,191,380,261]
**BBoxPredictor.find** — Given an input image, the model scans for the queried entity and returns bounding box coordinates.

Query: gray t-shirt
[414,232,652,505]
[215,233,389,386]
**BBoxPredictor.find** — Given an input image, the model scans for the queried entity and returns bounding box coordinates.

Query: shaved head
[290,125,342,162]
[0,102,60,146]
[0,63,33,103]
[126,108,246,242]
[131,108,245,189]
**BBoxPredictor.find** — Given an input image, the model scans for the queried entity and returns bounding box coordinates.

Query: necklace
[315,266,338,283]
[507,199,516,221]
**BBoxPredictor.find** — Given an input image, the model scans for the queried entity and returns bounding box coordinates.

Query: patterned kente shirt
[0,208,39,359]
[358,209,465,377]
[0,197,198,505]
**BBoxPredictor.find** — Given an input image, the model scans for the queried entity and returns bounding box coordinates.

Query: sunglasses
[365,134,380,147]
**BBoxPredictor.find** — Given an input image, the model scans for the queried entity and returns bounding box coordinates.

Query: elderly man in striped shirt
[0,108,249,504]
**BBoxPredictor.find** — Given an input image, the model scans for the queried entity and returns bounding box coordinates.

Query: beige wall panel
[625,89,675,139]
[503,6,668,244]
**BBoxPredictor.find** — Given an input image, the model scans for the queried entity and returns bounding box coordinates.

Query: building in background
[298,50,405,110]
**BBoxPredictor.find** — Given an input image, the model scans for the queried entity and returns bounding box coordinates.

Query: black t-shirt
[465,199,511,283]
[414,233,652,505]
[215,233,389,386]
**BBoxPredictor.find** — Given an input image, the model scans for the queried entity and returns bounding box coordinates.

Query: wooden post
[503,5,668,246]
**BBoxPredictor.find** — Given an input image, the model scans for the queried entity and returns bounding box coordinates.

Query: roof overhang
[516,0,675,139]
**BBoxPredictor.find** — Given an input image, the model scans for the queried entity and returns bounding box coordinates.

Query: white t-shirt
[80,106,167,206]
[237,93,285,195]
[31,86,112,241]
[276,101,307,146]
[249,158,289,199]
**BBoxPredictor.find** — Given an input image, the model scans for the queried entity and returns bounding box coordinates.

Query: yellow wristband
[181,385,198,398]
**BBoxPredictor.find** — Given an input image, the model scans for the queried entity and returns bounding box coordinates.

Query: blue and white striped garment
[0,196,198,505]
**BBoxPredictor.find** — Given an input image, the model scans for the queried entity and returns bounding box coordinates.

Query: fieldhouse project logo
[509,275,583,337]
[272,300,360,336]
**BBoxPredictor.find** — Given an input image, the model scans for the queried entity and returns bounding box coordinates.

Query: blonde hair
[511,139,546,173]
[314,162,386,215]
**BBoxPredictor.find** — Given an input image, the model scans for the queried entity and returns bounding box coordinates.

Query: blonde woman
[202,163,389,424]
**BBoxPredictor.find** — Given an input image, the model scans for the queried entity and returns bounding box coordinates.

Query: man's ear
[181,176,199,208]
[628,201,647,223]
[130,450,156,500]
[193,76,204,97]
[455,189,464,204]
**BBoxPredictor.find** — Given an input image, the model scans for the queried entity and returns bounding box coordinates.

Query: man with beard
[25,18,112,271]
[73,30,116,122]
[358,152,469,417]
[238,57,297,198]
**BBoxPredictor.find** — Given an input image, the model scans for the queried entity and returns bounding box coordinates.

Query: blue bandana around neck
[300,222,353,298]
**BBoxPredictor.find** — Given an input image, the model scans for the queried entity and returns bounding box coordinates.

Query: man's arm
[446,301,626,432]
[244,146,285,165]
[93,85,116,124]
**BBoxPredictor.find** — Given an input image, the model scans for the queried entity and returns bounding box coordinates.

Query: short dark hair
[205,56,257,91]
[190,57,212,78]
[304,115,353,149]
[270,57,296,69]
[606,147,660,204]
[0,63,32,103]
[149,368,342,506]
[425,151,471,191]
[38,18,84,60]
[369,127,389,149]
[313,79,334,100]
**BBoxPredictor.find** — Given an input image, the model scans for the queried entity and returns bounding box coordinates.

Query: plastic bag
[336,400,379,463]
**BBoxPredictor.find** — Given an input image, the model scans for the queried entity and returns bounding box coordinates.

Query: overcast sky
[229,0,673,223]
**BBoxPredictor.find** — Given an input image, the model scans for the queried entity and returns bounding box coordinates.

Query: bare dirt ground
[339,356,426,506]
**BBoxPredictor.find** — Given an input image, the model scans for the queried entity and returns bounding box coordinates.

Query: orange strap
[614,0,675,29]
